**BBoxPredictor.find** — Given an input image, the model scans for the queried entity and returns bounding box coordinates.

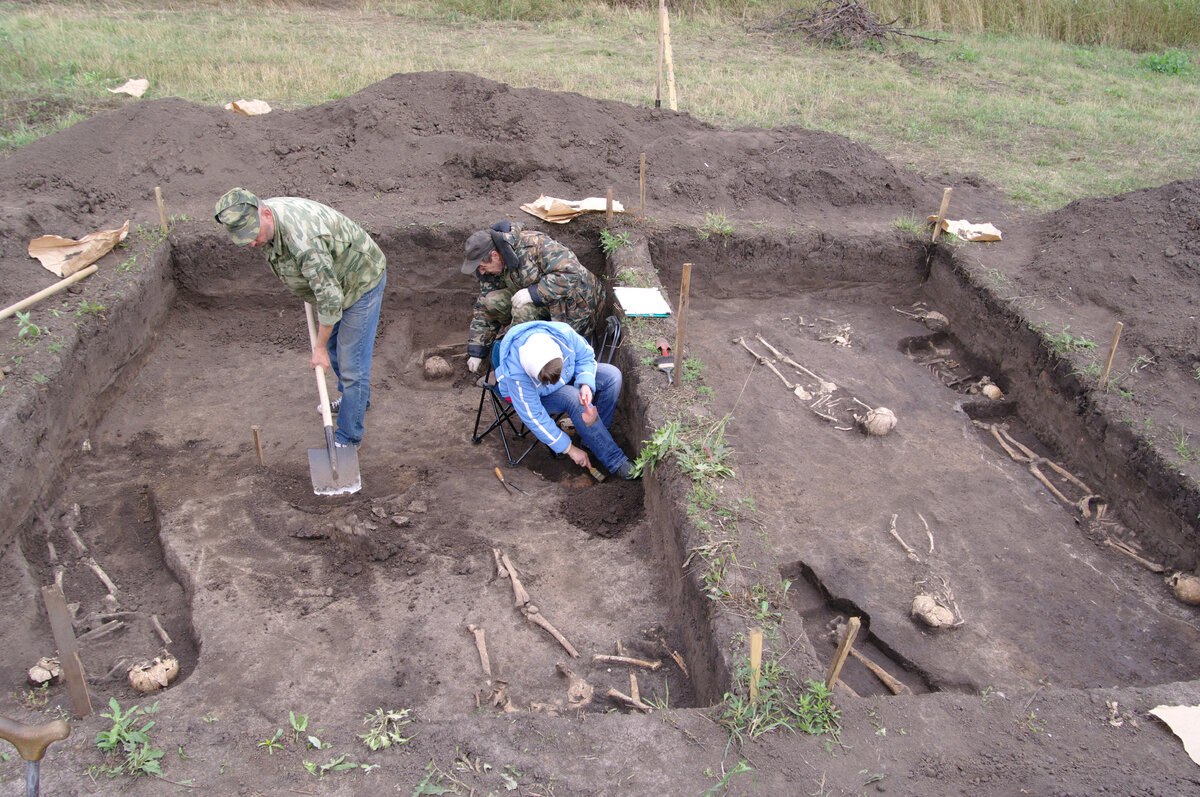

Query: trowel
[304,303,361,495]
[654,337,674,384]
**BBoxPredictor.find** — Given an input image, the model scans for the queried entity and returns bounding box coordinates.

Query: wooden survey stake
[931,187,952,243]
[824,616,860,691]
[41,584,92,718]
[749,627,763,703]
[1100,321,1124,385]
[155,186,167,233]
[672,263,692,387]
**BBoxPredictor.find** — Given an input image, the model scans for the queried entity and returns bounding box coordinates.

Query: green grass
[0,1,1197,210]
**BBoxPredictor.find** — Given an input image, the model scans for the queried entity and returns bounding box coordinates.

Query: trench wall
[0,243,175,554]
[925,251,1200,570]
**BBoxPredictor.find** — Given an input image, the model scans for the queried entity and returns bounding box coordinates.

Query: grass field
[1,0,1197,209]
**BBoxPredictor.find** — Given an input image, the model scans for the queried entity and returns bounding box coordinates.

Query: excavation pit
[2,72,1199,795]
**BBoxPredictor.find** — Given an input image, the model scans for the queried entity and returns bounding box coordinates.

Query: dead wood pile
[756,0,940,48]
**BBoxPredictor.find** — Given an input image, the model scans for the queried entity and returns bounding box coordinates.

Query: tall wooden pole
[656,1,665,109]
[673,263,692,387]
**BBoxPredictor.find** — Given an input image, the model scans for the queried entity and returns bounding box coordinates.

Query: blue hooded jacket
[495,321,597,454]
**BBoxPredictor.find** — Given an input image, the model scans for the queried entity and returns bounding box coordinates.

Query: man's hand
[511,287,533,311]
[311,347,331,371]
[565,443,591,469]
[578,384,594,408]
[467,356,483,373]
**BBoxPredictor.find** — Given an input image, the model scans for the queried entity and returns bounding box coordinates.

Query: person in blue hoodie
[494,320,638,480]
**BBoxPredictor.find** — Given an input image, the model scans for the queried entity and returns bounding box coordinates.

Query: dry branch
[756,0,941,48]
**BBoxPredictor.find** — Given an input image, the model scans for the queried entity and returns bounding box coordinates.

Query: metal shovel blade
[308,428,361,495]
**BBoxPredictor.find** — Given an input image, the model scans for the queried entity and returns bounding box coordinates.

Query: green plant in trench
[632,415,735,481]
[14,311,44,341]
[599,228,631,256]
[1171,427,1195,462]
[699,211,734,240]
[359,707,414,751]
[94,698,164,778]
[715,658,839,744]
[1038,325,1096,355]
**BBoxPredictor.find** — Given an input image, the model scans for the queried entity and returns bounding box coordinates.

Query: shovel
[304,303,361,495]
[0,715,70,797]
[654,337,674,384]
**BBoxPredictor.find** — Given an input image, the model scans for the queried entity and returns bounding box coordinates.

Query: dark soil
[1,68,1198,796]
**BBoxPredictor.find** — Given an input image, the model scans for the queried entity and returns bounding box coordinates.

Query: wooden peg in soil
[931,187,952,243]
[749,627,763,703]
[251,425,264,466]
[824,616,861,692]
[1100,321,1124,385]
[155,186,167,233]
[673,262,692,387]
[605,187,614,225]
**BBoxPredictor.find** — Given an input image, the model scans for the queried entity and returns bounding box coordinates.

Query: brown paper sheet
[108,78,149,98]
[520,195,625,224]
[28,220,130,277]
[927,216,1003,242]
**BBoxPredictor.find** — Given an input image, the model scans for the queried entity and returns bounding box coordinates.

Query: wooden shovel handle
[0,716,70,762]
[304,303,335,429]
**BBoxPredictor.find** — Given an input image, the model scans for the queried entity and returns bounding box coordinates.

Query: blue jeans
[541,363,629,472]
[327,271,386,446]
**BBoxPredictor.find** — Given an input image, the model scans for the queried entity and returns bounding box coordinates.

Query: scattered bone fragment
[1103,538,1166,573]
[893,305,950,332]
[755,333,836,392]
[423,355,453,380]
[857,406,898,436]
[28,657,62,685]
[592,654,662,671]
[887,514,921,563]
[76,619,125,644]
[498,552,580,658]
[1167,572,1200,605]
[980,377,1004,400]
[556,662,594,710]
[150,614,172,646]
[911,594,957,629]
[525,606,580,658]
[605,687,652,713]
[467,624,493,677]
[977,421,1102,518]
[128,651,179,693]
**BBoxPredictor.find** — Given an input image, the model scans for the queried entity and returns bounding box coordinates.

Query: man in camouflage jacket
[215,188,386,448]
[459,221,601,373]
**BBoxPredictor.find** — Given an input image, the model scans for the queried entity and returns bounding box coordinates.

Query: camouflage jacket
[261,198,386,327]
[469,222,599,354]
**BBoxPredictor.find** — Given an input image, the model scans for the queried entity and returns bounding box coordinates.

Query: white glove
[511,287,533,311]
[467,356,483,373]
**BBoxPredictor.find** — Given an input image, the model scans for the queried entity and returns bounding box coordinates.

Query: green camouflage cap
[214,188,261,245]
